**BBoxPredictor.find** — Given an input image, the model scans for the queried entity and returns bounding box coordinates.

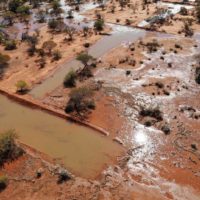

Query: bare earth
[0,1,200,199]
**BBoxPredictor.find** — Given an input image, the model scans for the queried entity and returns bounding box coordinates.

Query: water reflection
[127,122,161,161]
[135,130,148,145]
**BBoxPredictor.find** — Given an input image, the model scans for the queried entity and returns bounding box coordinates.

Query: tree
[27,45,36,56]
[52,50,62,61]
[0,130,24,167]
[76,52,95,78]
[16,5,30,15]
[0,53,10,78]
[42,40,57,55]
[76,52,94,66]
[83,26,89,37]
[38,57,46,68]
[145,39,160,53]
[0,175,8,191]
[64,26,76,41]
[48,18,59,30]
[182,21,193,37]
[180,7,188,16]
[8,0,23,13]
[4,40,17,50]
[50,0,63,16]
[65,87,95,114]
[195,67,200,84]
[36,9,46,23]
[94,19,104,32]
[63,70,76,87]
[29,0,40,8]
[195,54,200,84]
[15,80,28,93]
[0,53,10,67]
[25,34,38,46]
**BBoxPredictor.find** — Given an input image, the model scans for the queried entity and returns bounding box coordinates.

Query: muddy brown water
[0,94,123,178]
[30,26,146,98]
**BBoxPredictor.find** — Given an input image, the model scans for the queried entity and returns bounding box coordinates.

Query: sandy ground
[84,0,159,26]
[83,0,200,35]
[156,13,200,34]
[0,24,108,93]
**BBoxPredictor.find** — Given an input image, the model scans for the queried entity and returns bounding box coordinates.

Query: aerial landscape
[0,0,200,199]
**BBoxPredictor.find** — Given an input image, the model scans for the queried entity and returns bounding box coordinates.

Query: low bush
[155,82,164,89]
[180,7,188,16]
[0,53,10,67]
[140,107,163,121]
[63,70,76,88]
[195,67,200,84]
[15,80,29,94]
[4,40,16,50]
[65,87,95,114]
[52,50,62,61]
[161,125,171,135]
[145,39,160,53]
[94,19,104,32]
[0,130,24,167]
[0,175,8,191]
[57,169,71,184]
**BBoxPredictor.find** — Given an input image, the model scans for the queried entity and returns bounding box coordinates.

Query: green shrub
[140,107,163,121]
[57,169,71,184]
[42,40,57,55]
[48,19,59,30]
[16,5,30,15]
[27,45,36,56]
[65,87,95,114]
[94,19,104,31]
[0,175,8,191]
[15,80,28,94]
[146,39,160,53]
[4,40,17,50]
[52,50,62,61]
[78,66,93,79]
[195,67,200,84]
[76,52,94,66]
[9,0,24,13]
[0,53,10,67]
[0,130,24,167]
[63,70,76,88]
[180,7,188,16]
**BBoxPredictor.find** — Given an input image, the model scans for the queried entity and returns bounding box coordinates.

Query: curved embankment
[0,89,110,137]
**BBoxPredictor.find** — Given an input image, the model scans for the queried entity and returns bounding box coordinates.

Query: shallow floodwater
[0,95,122,178]
[30,26,145,98]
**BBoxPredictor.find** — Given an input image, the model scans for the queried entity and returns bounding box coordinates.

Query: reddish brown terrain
[0,0,200,199]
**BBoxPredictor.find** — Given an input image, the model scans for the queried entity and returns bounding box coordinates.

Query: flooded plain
[30,26,145,98]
